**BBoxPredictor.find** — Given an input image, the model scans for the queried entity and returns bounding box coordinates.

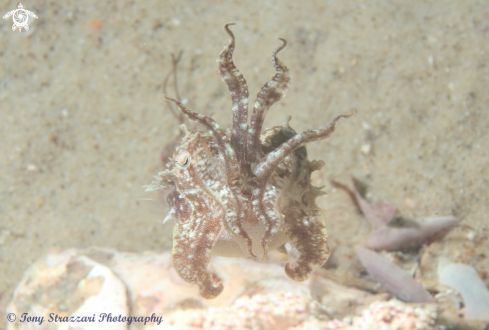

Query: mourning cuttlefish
[145,23,353,299]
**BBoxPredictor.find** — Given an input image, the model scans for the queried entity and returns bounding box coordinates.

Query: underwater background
[1,0,488,329]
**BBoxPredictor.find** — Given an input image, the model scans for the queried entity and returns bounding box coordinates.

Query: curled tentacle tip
[275,38,288,54]
[163,94,176,102]
[224,23,236,34]
[200,283,224,300]
[246,241,257,258]
[260,239,270,261]
[223,23,237,42]
[164,95,183,109]
[259,248,269,261]
[334,109,356,122]
[284,262,310,282]
[284,262,295,279]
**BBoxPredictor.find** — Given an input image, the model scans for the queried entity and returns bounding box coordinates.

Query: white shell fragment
[438,261,489,321]
[7,250,129,330]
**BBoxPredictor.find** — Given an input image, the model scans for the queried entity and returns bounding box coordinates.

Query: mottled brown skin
[146,23,352,299]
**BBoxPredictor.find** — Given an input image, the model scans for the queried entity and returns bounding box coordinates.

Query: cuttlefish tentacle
[217,23,250,172]
[216,187,255,258]
[250,112,352,259]
[172,215,224,299]
[254,112,355,179]
[244,39,291,260]
[247,38,291,165]
[283,200,331,281]
[251,180,282,261]
[165,97,256,258]
[172,142,225,299]
[215,23,255,257]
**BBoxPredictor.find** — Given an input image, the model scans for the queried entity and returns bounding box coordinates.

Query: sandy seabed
[0,0,488,328]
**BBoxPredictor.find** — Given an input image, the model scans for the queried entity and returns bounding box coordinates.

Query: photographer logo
[3,3,38,32]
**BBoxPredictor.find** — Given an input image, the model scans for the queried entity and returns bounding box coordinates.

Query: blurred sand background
[1,0,488,326]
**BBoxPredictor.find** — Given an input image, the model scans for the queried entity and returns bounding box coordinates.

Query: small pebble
[361,143,371,155]
[27,164,40,172]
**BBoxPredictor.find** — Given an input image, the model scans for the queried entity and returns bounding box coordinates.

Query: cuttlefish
[146,23,352,299]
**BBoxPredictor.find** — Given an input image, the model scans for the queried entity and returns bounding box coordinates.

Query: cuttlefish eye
[174,153,191,169]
